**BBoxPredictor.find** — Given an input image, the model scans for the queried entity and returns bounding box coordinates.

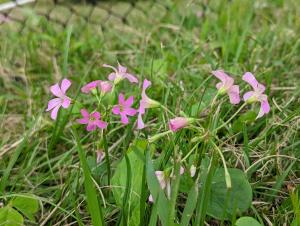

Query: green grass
[0,0,300,225]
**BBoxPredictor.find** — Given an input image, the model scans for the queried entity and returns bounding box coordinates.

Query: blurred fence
[0,0,171,31]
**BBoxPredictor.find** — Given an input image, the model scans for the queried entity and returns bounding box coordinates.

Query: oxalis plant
[46,63,270,226]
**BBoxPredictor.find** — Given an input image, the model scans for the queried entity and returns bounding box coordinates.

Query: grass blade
[73,128,104,226]
[146,150,169,226]
[180,181,198,226]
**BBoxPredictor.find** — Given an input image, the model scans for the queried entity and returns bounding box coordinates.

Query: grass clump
[0,0,299,225]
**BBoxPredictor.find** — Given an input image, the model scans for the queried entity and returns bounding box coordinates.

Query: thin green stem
[214,102,247,132]
[211,141,232,189]
[102,131,111,187]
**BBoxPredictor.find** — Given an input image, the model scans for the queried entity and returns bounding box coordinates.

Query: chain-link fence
[0,0,171,32]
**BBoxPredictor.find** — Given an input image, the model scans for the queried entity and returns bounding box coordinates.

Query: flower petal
[99,81,112,93]
[118,63,127,74]
[108,73,117,81]
[124,73,138,83]
[216,82,223,90]
[125,95,134,106]
[155,171,166,189]
[46,98,61,111]
[257,99,270,119]
[96,120,108,129]
[80,109,89,118]
[148,194,154,203]
[142,79,151,94]
[87,122,96,131]
[50,105,61,120]
[77,117,89,124]
[228,85,240,104]
[137,112,145,129]
[61,78,71,94]
[50,83,63,97]
[91,111,100,119]
[61,97,71,108]
[120,113,129,124]
[243,91,255,101]
[212,70,229,83]
[81,80,101,93]
[242,72,259,89]
[112,106,120,115]
[125,107,137,116]
[119,93,126,105]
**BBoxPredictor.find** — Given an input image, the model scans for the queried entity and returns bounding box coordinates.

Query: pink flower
[149,168,184,202]
[103,63,138,84]
[77,109,107,131]
[137,79,160,129]
[81,80,101,93]
[112,93,137,124]
[212,70,240,104]
[242,72,270,119]
[96,150,106,164]
[46,78,72,120]
[81,80,112,94]
[169,117,195,132]
[99,81,112,94]
[149,171,171,202]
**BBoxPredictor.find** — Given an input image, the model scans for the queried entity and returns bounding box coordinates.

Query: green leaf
[191,88,217,117]
[235,216,263,226]
[232,111,256,132]
[180,181,198,226]
[146,149,169,226]
[73,129,104,226]
[111,139,149,226]
[11,195,39,221]
[207,168,252,220]
[0,206,24,226]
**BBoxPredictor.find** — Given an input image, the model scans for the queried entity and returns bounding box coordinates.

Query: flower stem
[214,102,247,132]
[211,141,231,189]
[102,131,111,187]
[160,105,176,117]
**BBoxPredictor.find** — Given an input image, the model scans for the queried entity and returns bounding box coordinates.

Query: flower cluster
[46,64,271,205]
[212,70,270,119]
[46,65,270,133]
[46,63,160,131]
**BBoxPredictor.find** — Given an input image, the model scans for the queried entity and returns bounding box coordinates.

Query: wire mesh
[0,0,171,32]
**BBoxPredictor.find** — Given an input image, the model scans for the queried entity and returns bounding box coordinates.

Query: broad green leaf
[235,216,263,226]
[11,195,39,221]
[207,168,252,220]
[0,206,24,226]
[146,150,169,226]
[111,139,149,226]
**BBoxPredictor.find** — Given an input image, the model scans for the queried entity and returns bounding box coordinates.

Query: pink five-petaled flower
[103,63,138,84]
[77,109,108,131]
[242,72,270,119]
[81,80,112,94]
[46,78,72,120]
[169,117,195,132]
[137,79,160,129]
[112,93,137,125]
[212,70,240,104]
